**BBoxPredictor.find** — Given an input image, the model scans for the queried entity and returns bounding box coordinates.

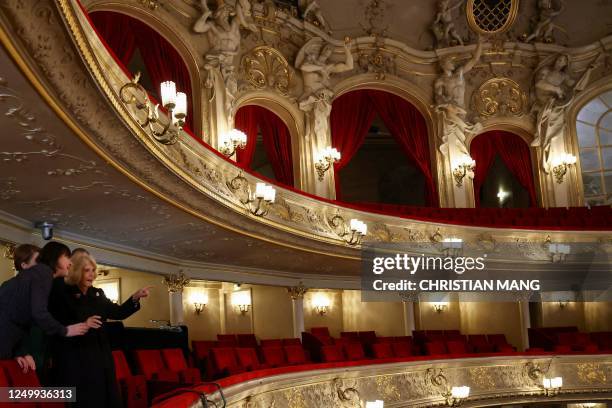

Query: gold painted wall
[541,302,586,331]
[252,285,294,340]
[459,302,523,350]
[584,302,612,332]
[416,300,462,331]
[0,244,15,283]
[224,288,254,335]
[342,290,405,336]
[183,286,222,342]
[304,290,343,337]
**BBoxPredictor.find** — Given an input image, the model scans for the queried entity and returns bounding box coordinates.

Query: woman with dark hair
[13,244,40,273]
[0,241,92,360]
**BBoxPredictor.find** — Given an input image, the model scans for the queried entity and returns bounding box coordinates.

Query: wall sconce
[549,243,570,263]
[445,386,470,406]
[189,291,209,315]
[219,129,247,157]
[558,300,569,309]
[312,293,331,316]
[95,278,120,304]
[542,376,562,396]
[330,215,368,246]
[232,290,251,315]
[442,238,463,258]
[551,153,576,184]
[314,147,341,181]
[227,174,277,217]
[432,302,449,313]
[120,73,187,145]
[452,155,475,187]
[365,401,384,408]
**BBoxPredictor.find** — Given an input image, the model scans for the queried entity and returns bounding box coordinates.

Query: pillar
[287,284,308,338]
[519,301,531,351]
[402,301,416,336]
[162,271,190,326]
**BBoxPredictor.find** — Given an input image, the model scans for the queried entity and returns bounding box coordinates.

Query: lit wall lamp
[452,155,475,187]
[542,376,562,396]
[549,243,570,263]
[558,300,569,309]
[445,386,470,407]
[227,174,277,217]
[314,147,341,181]
[551,153,576,184]
[120,73,187,145]
[432,302,449,313]
[312,293,331,316]
[219,129,247,157]
[365,401,384,408]
[232,290,251,315]
[189,291,209,315]
[442,238,463,258]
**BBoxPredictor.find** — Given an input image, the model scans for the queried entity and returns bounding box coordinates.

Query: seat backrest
[237,334,258,348]
[134,349,166,379]
[573,332,591,346]
[235,348,260,369]
[282,338,302,346]
[284,345,307,365]
[0,359,40,387]
[372,343,393,359]
[192,340,217,360]
[217,334,238,346]
[211,348,239,371]
[260,339,283,347]
[310,327,331,338]
[392,342,412,357]
[554,344,572,353]
[161,348,188,371]
[112,350,133,381]
[340,331,360,339]
[344,342,365,360]
[468,334,488,346]
[425,341,448,355]
[446,340,468,354]
[487,334,508,346]
[321,345,345,362]
[557,332,575,345]
[261,347,287,367]
[0,363,8,387]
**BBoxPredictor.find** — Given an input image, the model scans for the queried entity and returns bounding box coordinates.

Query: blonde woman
[49,253,151,408]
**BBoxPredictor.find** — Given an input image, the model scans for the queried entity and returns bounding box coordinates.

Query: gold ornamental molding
[472,77,528,118]
[467,0,519,36]
[241,46,293,96]
[163,271,190,293]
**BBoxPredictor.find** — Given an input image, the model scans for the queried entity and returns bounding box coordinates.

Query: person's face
[555,56,568,70]
[54,254,72,278]
[20,251,38,271]
[79,262,96,289]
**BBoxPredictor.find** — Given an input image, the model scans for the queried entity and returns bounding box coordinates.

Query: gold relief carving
[334,378,361,405]
[283,388,304,408]
[270,198,304,223]
[576,363,608,385]
[162,271,190,293]
[370,223,402,242]
[375,375,401,402]
[138,0,159,10]
[2,242,16,260]
[242,46,292,96]
[287,283,307,299]
[469,367,496,390]
[356,37,396,80]
[472,77,527,118]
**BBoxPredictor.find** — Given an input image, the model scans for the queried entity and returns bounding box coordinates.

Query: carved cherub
[431,0,464,48]
[523,0,565,43]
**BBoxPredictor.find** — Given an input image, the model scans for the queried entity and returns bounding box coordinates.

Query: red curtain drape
[234,105,294,187]
[367,90,439,207]
[90,11,194,130]
[470,131,537,207]
[330,91,377,199]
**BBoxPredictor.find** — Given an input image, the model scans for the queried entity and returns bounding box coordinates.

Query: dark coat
[49,284,140,408]
[0,264,67,358]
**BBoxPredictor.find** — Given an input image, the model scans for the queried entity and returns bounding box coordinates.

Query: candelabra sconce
[549,243,570,263]
[444,386,470,407]
[232,290,252,315]
[452,155,476,187]
[542,376,562,396]
[432,302,449,313]
[236,304,250,315]
[219,129,247,157]
[314,147,341,181]
[312,293,331,316]
[227,174,277,217]
[189,291,208,315]
[558,300,569,309]
[119,73,188,145]
[329,215,368,246]
[442,238,463,258]
[551,153,576,184]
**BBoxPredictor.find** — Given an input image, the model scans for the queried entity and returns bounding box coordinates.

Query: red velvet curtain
[367,90,439,207]
[234,105,294,187]
[90,11,194,130]
[330,91,377,198]
[470,131,537,207]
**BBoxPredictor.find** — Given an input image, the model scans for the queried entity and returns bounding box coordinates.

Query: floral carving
[242,46,292,95]
[472,77,527,117]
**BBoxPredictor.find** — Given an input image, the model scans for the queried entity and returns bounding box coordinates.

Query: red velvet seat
[237,334,258,348]
[446,340,468,354]
[344,342,365,361]
[311,327,331,337]
[133,350,180,382]
[284,345,308,365]
[496,344,516,353]
[161,348,201,384]
[372,343,393,359]
[0,359,41,408]
[112,350,148,408]
[282,338,302,346]
[376,336,395,343]
[217,334,238,346]
[341,331,360,339]
[359,331,377,345]
[321,345,345,362]
[260,339,283,347]
[554,344,572,353]
[235,348,266,371]
[468,335,494,353]
[425,341,448,355]
[392,342,413,357]
[261,347,287,368]
[191,340,216,377]
[210,348,245,378]
[0,364,8,387]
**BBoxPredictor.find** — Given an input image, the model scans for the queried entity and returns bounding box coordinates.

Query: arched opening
[234,105,294,187]
[575,89,612,206]
[330,90,438,207]
[470,130,537,208]
[89,11,195,131]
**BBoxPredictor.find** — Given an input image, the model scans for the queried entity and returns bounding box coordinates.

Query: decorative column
[519,300,531,351]
[287,284,308,338]
[162,271,190,326]
[402,301,416,336]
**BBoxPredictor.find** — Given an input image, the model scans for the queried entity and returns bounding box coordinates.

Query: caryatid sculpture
[531,53,598,170]
[295,37,354,141]
[431,0,465,48]
[193,0,258,112]
[434,37,483,157]
[523,0,565,44]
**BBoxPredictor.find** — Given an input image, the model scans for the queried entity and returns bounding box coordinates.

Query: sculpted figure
[523,0,565,43]
[193,0,258,110]
[434,38,483,155]
[303,0,331,33]
[296,38,354,137]
[531,54,597,167]
[431,0,464,48]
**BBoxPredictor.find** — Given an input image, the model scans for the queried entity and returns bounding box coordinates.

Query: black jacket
[49,284,140,408]
[0,264,67,358]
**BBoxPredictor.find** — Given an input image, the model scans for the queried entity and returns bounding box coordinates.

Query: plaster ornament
[303,0,331,34]
[432,0,465,48]
[435,38,483,156]
[522,0,565,44]
[193,0,258,111]
[295,37,354,138]
[531,54,599,170]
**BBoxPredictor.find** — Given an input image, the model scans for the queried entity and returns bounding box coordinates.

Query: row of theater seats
[528,327,612,352]
[0,359,52,408]
[340,202,612,229]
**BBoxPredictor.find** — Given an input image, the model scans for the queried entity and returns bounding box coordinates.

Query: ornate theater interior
[0,0,611,406]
